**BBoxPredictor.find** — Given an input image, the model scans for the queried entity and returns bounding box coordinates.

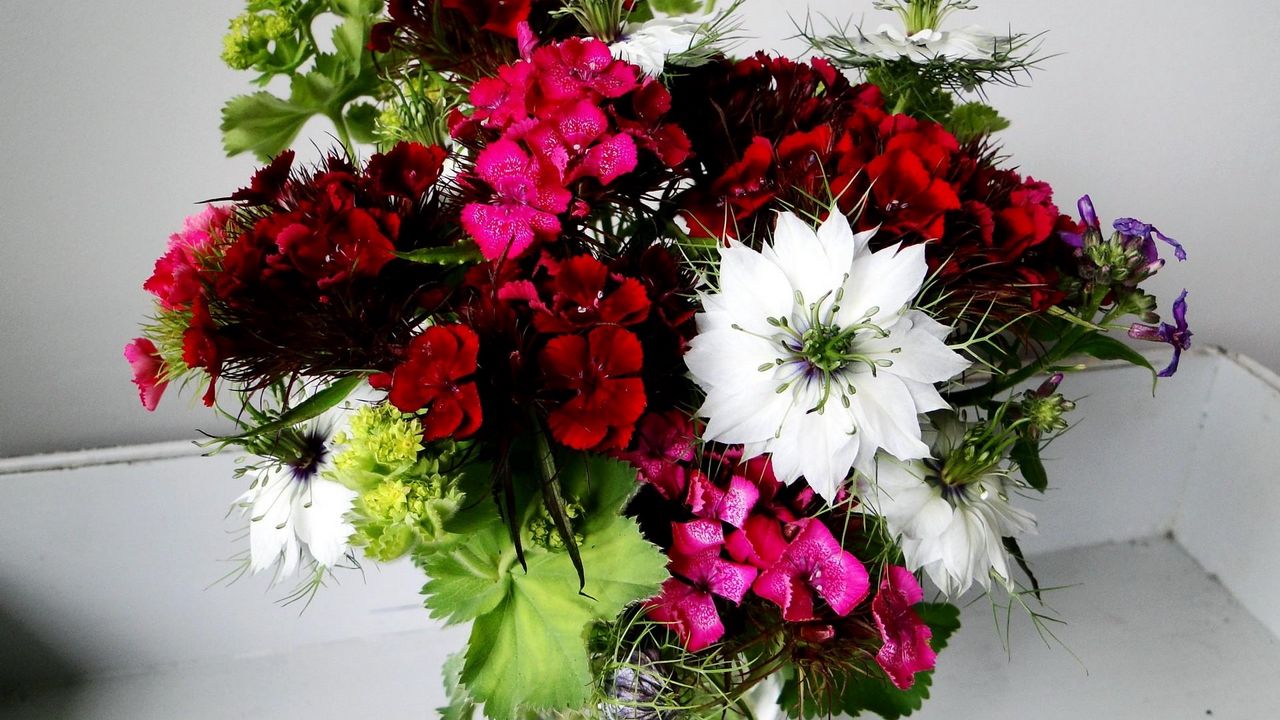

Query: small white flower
[237,394,373,579]
[858,415,1037,597]
[850,23,999,62]
[684,211,969,502]
[609,14,709,77]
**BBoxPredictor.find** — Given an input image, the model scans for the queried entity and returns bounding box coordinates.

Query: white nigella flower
[849,23,999,62]
[609,14,709,77]
[684,210,970,502]
[858,413,1037,596]
[237,395,371,579]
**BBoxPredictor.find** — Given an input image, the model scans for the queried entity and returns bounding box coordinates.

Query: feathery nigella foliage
[126,1,1192,717]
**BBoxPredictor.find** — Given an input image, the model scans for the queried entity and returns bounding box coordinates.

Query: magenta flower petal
[725,514,789,569]
[671,519,724,556]
[687,471,761,529]
[622,411,695,500]
[462,139,570,259]
[570,132,638,185]
[646,578,725,652]
[670,549,758,605]
[752,519,869,621]
[124,338,169,412]
[873,566,937,690]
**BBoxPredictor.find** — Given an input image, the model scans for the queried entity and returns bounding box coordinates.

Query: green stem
[328,111,356,158]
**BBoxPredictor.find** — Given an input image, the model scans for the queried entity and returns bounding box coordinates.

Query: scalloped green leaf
[421,456,668,719]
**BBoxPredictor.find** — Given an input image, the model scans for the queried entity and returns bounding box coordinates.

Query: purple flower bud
[1078,195,1100,229]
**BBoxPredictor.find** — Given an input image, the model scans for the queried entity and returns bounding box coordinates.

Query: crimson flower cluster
[127,142,454,408]
[671,53,1075,315]
[451,34,690,261]
[628,413,935,688]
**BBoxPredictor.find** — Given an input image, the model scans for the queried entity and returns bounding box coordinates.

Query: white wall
[2,0,1277,456]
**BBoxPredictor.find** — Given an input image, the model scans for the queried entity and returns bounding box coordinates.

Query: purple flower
[1062,195,1187,265]
[1128,290,1192,377]
[1114,217,1187,263]
[1078,195,1100,229]
[1061,195,1099,248]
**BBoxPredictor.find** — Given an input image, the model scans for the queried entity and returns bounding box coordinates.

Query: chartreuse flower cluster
[125,0,1195,718]
[329,404,467,561]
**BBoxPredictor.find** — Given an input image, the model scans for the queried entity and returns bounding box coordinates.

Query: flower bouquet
[125,0,1192,716]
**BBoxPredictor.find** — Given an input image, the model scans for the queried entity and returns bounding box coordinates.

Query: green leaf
[395,244,485,266]
[1070,333,1158,389]
[1010,437,1048,492]
[220,91,315,160]
[224,375,363,442]
[421,456,668,719]
[946,102,1011,143]
[345,102,381,144]
[440,652,480,720]
[421,525,513,624]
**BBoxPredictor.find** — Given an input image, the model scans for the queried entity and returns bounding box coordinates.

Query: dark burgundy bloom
[621,410,696,500]
[1128,289,1192,377]
[500,254,651,333]
[372,324,483,440]
[864,147,961,240]
[366,142,447,199]
[269,200,399,289]
[182,296,223,407]
[124,338,168,412]
[872,566,937,690]
[441,0,531,38]
[231,150,295,206]
[539,325,646,451]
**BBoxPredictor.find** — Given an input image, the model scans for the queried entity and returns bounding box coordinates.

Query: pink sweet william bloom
[621,411,695,500]
[517,100,638,184]
[144,205,231,310]
[646,578,725,653]
[461,139,572,260]
[687,470,760,529]
[649,520,759,652]
[872,566,937,690]
[533,37,639,101]
[124,338,169,412]
[752,518,869,621]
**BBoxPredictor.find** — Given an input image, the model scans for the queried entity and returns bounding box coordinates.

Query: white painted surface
[5,541,1276,719]
[1,0,1274,456]
[1174,352,1280,639]
[2,347,1278,718]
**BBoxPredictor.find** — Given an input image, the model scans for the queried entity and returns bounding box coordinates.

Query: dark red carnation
[373,324,483,440]
[540,325,646,451]
[500,254,651,334]
[182,296,223,407]
[441,0,532,38]
[366,142,447,200]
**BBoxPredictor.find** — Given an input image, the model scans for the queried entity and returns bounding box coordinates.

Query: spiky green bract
[220,0,387,159]
[421,455,669,719]
[780,603,961,719]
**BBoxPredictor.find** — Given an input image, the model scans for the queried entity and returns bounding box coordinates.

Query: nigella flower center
[762,289,895,413]
[277,426,330,485]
